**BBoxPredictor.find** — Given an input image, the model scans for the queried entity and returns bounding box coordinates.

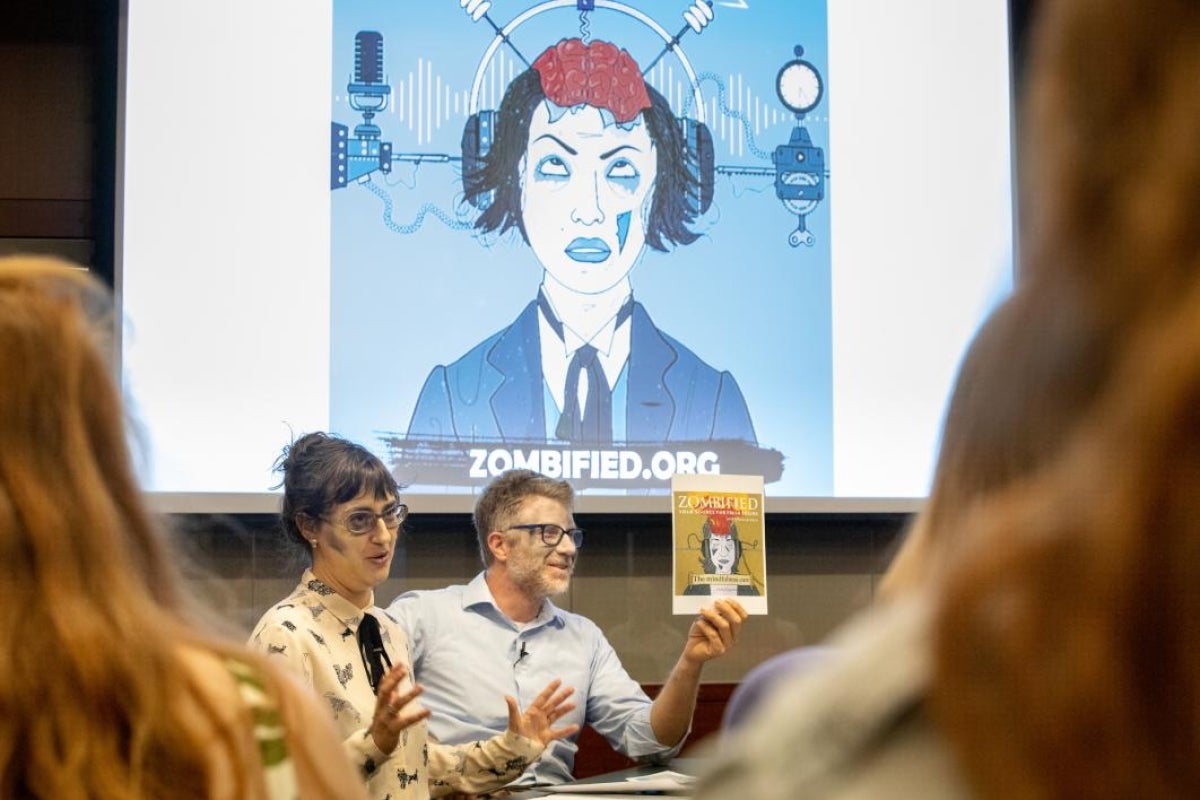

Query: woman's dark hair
[464,68,702,251]
[273,432,400,553]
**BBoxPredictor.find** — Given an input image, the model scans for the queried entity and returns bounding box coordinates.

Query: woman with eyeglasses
[249,432,579,800]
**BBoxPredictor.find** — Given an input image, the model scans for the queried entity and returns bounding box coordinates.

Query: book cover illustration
[672,473,767,615]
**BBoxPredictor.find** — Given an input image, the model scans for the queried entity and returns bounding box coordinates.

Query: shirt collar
[299,568,374,630]
[464,571,565,630]
[537,288,633,358]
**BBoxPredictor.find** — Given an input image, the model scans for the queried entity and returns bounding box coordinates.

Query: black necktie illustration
[557,343,612,443]
[539,290,631,445]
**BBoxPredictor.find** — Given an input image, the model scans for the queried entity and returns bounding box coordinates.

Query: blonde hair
[0,256,267,798]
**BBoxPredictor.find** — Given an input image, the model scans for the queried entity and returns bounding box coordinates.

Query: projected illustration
[330,0,832,495]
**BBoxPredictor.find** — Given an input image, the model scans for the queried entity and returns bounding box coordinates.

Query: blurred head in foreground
[0,255,358,799]
[930,0,1200,796]
[934,275,1200,799]
[882,0,1200,600]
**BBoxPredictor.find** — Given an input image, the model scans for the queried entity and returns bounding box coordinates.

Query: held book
[671,473,768,615]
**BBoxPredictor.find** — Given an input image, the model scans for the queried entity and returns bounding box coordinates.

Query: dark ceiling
[1,0,108,44]
[4,2,1037,50]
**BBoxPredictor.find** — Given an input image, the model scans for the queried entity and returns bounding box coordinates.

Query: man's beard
[510,549,573,598]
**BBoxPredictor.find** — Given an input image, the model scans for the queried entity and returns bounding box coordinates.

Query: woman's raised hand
[369,662,431,754]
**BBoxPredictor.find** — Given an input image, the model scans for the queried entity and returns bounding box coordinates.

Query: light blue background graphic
[330,1,832,496]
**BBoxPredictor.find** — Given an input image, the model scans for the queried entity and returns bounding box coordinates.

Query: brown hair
[879,282,1110,598]
[933,278,1200,799]
[473,469,573,566]
[1019,0,1200,317]
[929,0,1200,792]
[0,256,273,798]
[274,431,401,558]
[883,0,1200,599]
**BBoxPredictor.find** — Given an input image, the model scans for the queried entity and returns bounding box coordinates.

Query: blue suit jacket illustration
[406,300,757,444]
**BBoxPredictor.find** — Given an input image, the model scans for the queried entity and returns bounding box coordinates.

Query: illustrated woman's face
[520,102,658,295]
[710,535,737,574]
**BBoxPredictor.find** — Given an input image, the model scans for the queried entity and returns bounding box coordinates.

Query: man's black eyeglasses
[507,523,584,548]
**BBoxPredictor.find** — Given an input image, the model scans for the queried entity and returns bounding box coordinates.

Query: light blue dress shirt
[388,572,682,784]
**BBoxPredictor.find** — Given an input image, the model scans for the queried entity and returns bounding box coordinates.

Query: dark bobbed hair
[464,68,701,251]
[274,432,401,555]
[473,469,574,567]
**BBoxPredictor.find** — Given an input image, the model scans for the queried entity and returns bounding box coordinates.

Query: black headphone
[461,42,714,216]
[680,115,715,216]
[461,109,496,210]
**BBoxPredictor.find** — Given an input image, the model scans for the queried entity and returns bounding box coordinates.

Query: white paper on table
[545,769,696,794]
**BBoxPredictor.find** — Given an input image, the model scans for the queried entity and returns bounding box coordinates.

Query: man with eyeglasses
[388,469,748,786]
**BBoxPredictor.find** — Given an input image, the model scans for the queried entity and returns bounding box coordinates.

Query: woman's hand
[369,662,431,754]
[505,678,579,746]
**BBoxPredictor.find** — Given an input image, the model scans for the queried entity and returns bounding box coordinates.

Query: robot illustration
[330,1,831,492]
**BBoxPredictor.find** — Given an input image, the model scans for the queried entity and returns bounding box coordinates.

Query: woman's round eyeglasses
[325,503,409,535]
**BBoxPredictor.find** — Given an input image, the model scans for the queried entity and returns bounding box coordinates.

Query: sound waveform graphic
[334,50,826,158]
